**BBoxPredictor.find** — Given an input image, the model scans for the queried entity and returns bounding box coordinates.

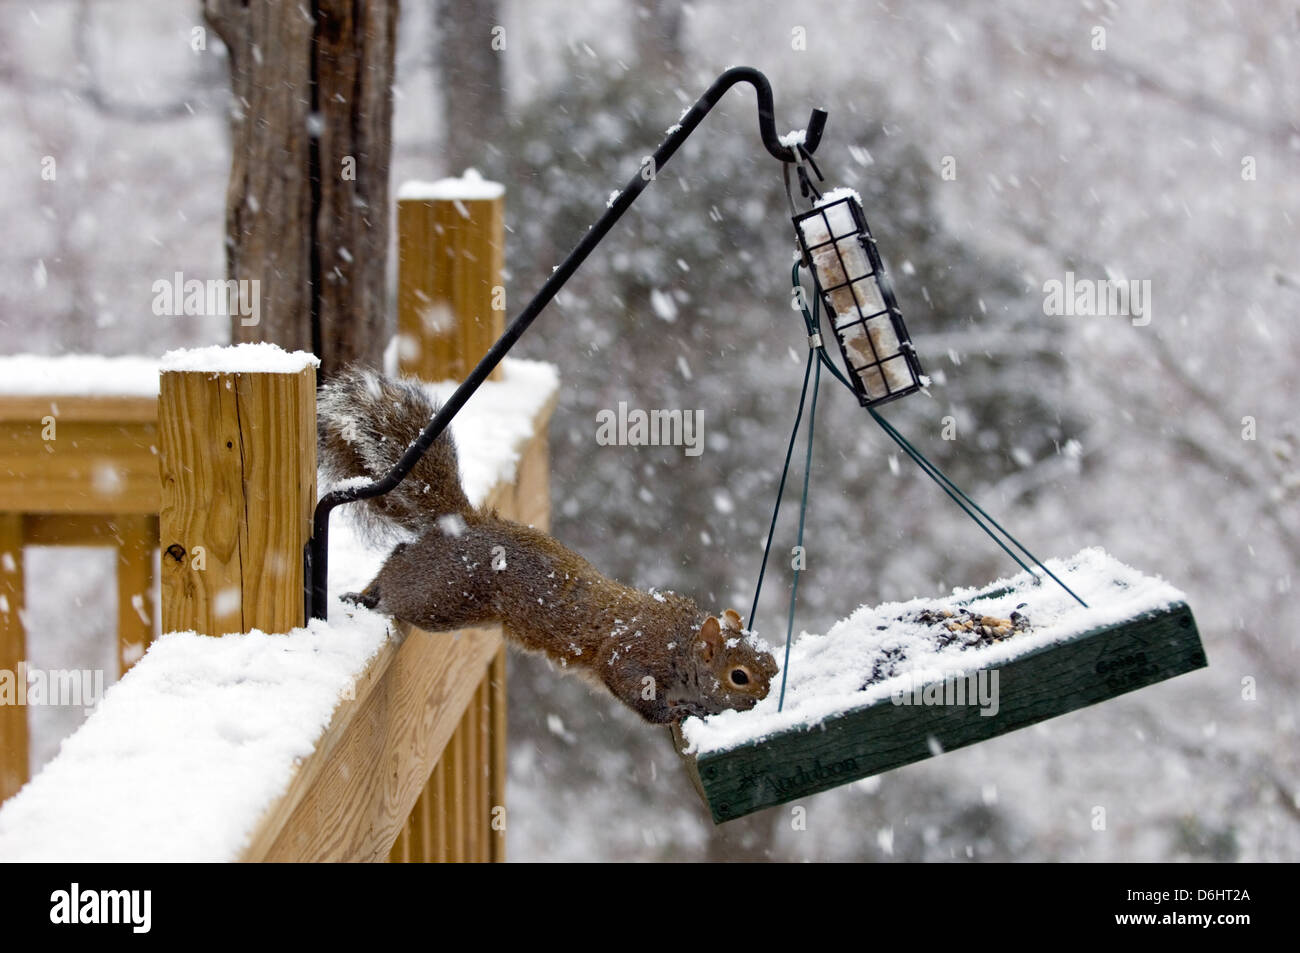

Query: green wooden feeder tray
[672,599,1206,824]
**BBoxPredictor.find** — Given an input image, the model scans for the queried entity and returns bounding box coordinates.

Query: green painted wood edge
[672,601,1206,824]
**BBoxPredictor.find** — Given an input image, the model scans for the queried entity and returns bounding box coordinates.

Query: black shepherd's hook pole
[307,66,828,620]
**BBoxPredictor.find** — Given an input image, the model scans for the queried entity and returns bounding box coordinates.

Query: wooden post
[464,684,480,861]
[0,513,26,802]
[489,647,508,861]
[158,363,316,636]
[390,819,410,864]
[397,181,506,383]
[478,678,492,860]
[391,177,511,863]
[472,678,489,861]
[114,514,158,673]
[430,758,448,862]
[448,714,466,862]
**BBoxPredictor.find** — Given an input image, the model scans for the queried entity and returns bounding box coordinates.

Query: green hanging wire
[778,353,822,712]
[791,263,1088,609]
[747,349,815,630]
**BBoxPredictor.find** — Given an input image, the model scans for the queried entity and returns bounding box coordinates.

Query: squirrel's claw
[341,589,380,610]
[666,698,711,723]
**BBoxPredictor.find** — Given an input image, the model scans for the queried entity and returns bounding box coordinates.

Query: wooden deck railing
[0,394,160,801]
[0,178,545,862]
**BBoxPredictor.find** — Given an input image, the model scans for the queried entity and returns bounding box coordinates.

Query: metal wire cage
[793,191,923,407]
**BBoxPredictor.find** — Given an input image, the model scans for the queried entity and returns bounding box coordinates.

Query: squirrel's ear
[723,608,743,631]
[697,616,723,661]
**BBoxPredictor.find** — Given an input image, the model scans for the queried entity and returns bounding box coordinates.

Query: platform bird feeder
[671,558,1206,824]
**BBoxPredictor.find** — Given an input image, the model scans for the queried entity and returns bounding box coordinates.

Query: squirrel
[316,367,779,724]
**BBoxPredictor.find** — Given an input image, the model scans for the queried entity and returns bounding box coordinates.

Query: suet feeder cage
[793,191,923,407]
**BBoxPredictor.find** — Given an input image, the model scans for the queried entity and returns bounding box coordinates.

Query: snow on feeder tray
[671,549,1205,824]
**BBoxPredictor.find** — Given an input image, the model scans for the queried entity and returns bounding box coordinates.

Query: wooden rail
[0,368,550,861]
[0,394,161,801]
[232,387,551,862]
[241,619,503,860]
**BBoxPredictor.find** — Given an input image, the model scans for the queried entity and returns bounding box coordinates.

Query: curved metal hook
[704,66,828,162]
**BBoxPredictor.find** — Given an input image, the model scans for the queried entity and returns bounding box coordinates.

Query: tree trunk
[632,0,685,73]
[435,0,505,178]
[204,0,398,376]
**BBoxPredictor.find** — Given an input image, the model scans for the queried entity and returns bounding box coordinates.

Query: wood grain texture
[0,513,25,803]
[448,708,467,862]
[0,395,157,423]
[22,515,116,545]
[241,622,502,862]
[431,757,449,862]
[158,371,243,635]
[465,682,482,861]
[489,645,508,862]
[0,410,159,514]
[114,514,158,674]
[158,368,315,636]
[675,603,1208,823]
[389,744,441,863]
[397,194,506,383]
[476,676,491,861]
[232,369,316,634]
[418,772,433,859]
[390,817,410,863]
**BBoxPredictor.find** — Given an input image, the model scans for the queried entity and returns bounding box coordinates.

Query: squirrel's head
[680,608,778,717]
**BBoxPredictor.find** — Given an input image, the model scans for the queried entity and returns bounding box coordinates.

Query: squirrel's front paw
[667,698,712,723]
[342,589,380,610]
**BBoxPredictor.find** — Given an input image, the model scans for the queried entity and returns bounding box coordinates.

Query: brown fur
[320,367,778,724]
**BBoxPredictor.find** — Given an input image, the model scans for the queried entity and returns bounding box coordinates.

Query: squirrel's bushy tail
[317,366,472,535]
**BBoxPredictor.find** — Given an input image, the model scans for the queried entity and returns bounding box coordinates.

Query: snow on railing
[0,354,556,861]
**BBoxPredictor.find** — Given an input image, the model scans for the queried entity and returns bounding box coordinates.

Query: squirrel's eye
[729,668,750,686]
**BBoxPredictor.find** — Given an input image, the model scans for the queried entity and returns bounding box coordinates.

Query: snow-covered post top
[396,169,506,383]
[157,343,320,637]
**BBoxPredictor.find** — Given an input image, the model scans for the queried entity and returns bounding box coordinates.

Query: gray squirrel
[317,367,778,724]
